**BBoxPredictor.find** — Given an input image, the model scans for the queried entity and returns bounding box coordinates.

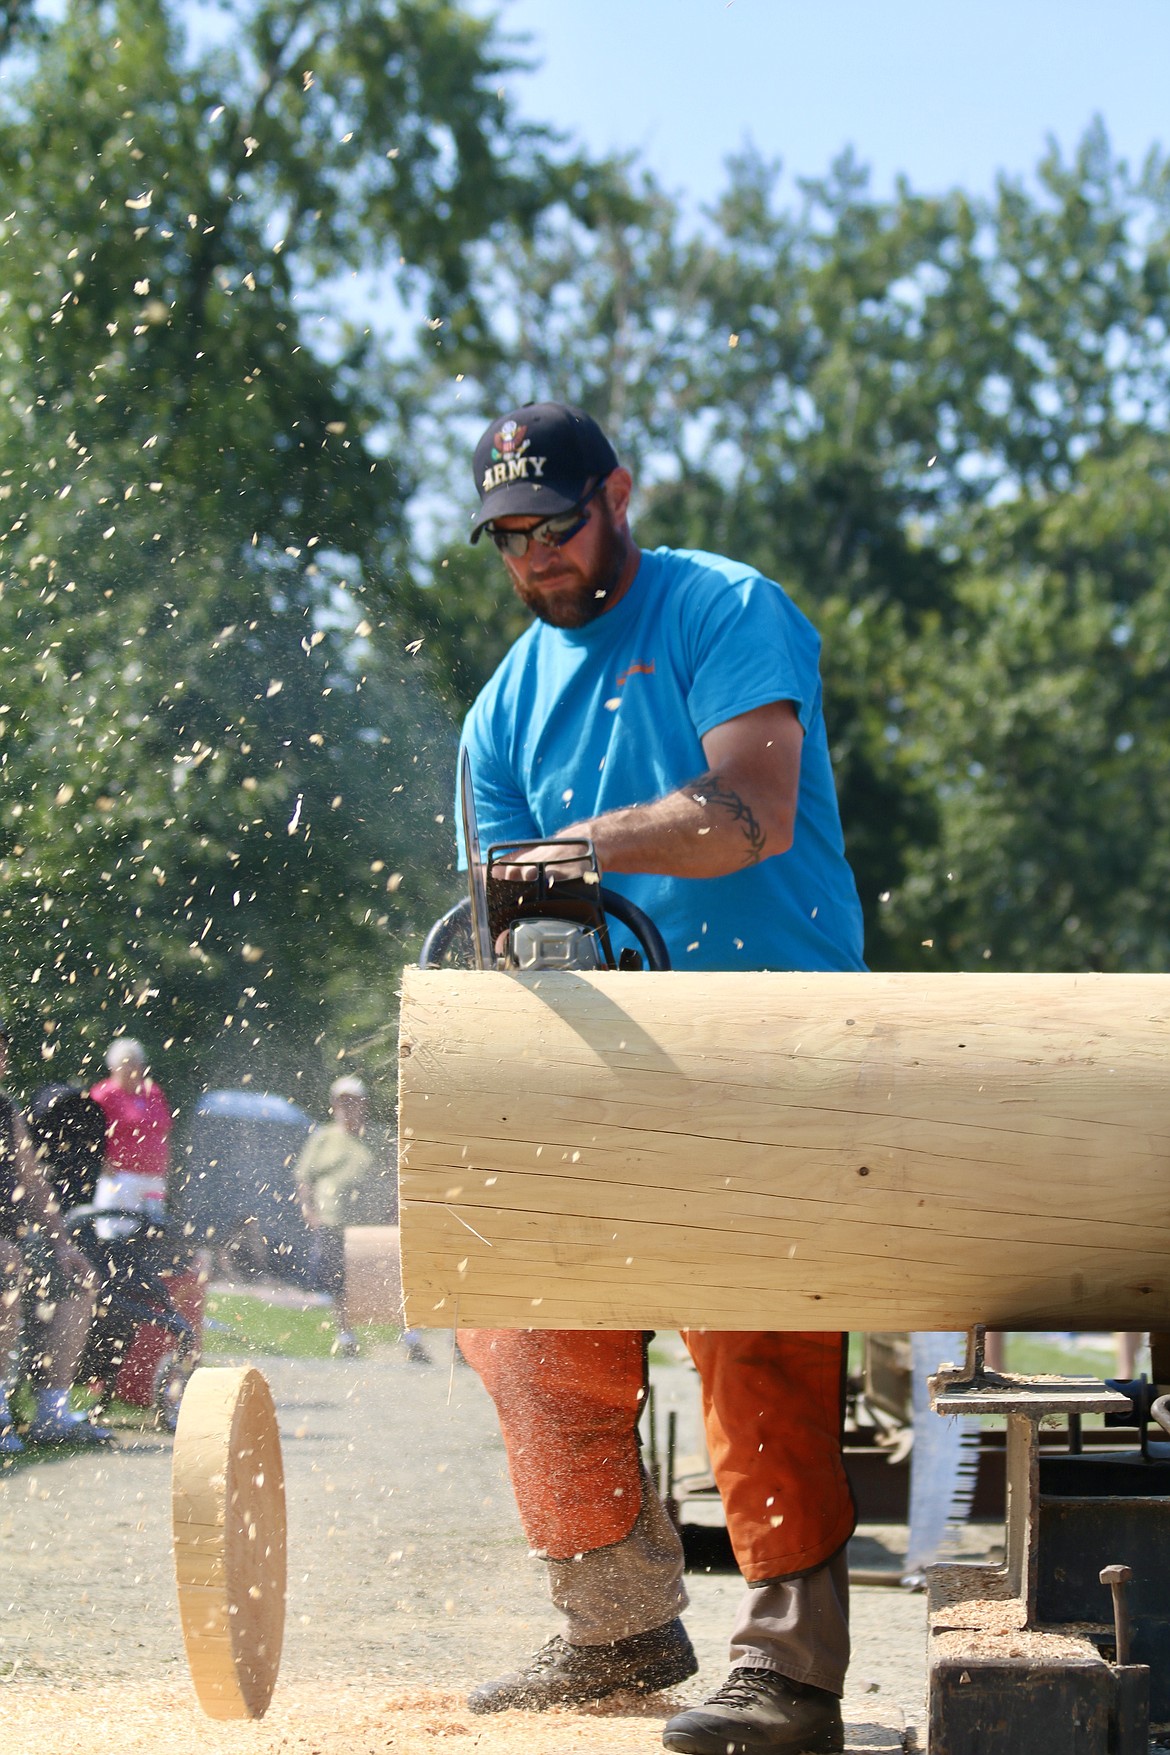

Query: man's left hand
[493,827,598,884]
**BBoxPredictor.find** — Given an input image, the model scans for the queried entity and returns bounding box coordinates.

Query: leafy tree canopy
[0,0,596,1106]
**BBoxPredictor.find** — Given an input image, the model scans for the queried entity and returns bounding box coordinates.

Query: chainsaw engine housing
[505,918,605,971]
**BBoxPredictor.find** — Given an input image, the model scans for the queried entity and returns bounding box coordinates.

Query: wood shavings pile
[0,1682,688,1755]
[0,1681,904,1753]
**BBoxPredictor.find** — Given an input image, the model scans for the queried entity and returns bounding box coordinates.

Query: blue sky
[480,1,1170,206]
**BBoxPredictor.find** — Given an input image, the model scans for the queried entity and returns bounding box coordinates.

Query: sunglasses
[487,475,610,559]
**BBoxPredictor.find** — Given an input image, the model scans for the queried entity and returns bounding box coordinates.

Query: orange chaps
[457,1327,855,1583]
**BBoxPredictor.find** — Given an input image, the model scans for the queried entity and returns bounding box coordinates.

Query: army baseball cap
[469,401,619,541]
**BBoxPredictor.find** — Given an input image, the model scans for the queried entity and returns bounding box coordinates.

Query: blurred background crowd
[0,1022,405,1454]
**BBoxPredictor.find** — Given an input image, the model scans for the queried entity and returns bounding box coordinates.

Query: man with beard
[455,402,865,1755]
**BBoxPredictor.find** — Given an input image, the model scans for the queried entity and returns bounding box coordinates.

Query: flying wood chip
[172,1365,287,1719]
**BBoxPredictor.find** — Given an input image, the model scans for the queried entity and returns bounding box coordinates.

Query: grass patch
[0,1384,155,1470]
[652,1332,1125,1380]
[203,1291,403,1359]
[1002,1332,1118,1378]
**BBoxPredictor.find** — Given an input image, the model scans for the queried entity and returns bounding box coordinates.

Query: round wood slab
[172,1365,287,1719]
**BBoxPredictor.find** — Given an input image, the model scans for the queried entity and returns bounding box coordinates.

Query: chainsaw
[418,751,670,974]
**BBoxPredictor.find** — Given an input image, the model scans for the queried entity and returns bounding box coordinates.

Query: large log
[397,969,1170,1333]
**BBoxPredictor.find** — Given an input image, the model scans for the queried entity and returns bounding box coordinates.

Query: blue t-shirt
[457,546,865,973]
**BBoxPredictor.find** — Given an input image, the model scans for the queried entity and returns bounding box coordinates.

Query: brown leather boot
[467,1618,697,1713]
[662,1667,844,1753]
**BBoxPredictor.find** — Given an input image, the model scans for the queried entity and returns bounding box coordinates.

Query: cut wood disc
[171,1364,287,1719]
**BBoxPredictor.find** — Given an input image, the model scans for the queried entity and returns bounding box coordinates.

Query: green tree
[0,0,589,1104]
[890,435,1170,971]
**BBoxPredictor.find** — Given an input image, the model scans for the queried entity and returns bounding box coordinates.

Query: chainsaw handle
[597,886,671,971]
[418,898,474,968]
[417,890,671,972]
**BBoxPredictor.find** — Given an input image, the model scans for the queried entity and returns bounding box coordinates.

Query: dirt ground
[0,1342,934,1754]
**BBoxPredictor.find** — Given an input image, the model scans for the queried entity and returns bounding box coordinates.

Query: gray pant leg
[728,1545,850,1697]
[546,1467,688,1645]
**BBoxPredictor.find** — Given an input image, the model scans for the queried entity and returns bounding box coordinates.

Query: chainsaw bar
[460,747,494,970]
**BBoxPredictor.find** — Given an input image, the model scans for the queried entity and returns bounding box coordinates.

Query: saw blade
[460,747,493,970]
[903,1331,981,1583]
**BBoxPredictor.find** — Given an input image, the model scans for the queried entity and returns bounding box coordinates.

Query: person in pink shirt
[89,1038,204,1415]
[89,1038,172,1227]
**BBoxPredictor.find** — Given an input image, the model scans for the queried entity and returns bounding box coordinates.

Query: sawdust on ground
[1,1681,906,1754]
[0,1349,935,1752]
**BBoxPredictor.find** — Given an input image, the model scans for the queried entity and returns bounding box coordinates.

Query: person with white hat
[295,1077,427,1361]
[89,1037,172,1240]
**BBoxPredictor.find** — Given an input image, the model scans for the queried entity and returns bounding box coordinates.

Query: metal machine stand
[926,1327,1156,1754]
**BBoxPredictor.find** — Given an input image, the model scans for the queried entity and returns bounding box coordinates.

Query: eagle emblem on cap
[491,419,528,461]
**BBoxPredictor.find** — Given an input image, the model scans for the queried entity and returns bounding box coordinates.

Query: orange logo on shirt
[616,662,655,687]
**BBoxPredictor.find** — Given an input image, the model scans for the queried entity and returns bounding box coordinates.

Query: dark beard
[513,511,628,629]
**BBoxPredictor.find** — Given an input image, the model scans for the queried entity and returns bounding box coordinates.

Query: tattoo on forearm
[689,771,767,865]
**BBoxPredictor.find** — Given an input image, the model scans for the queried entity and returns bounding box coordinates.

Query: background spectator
[0,1021,113,1451]
[295,1076,428,1363]
[296,1075,373,1358]
[296,1076,376,1235]
[89,1038,172,1239]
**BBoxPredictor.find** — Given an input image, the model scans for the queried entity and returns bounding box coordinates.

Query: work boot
[662,1667,844,1754]
[467,1618,697,1713]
